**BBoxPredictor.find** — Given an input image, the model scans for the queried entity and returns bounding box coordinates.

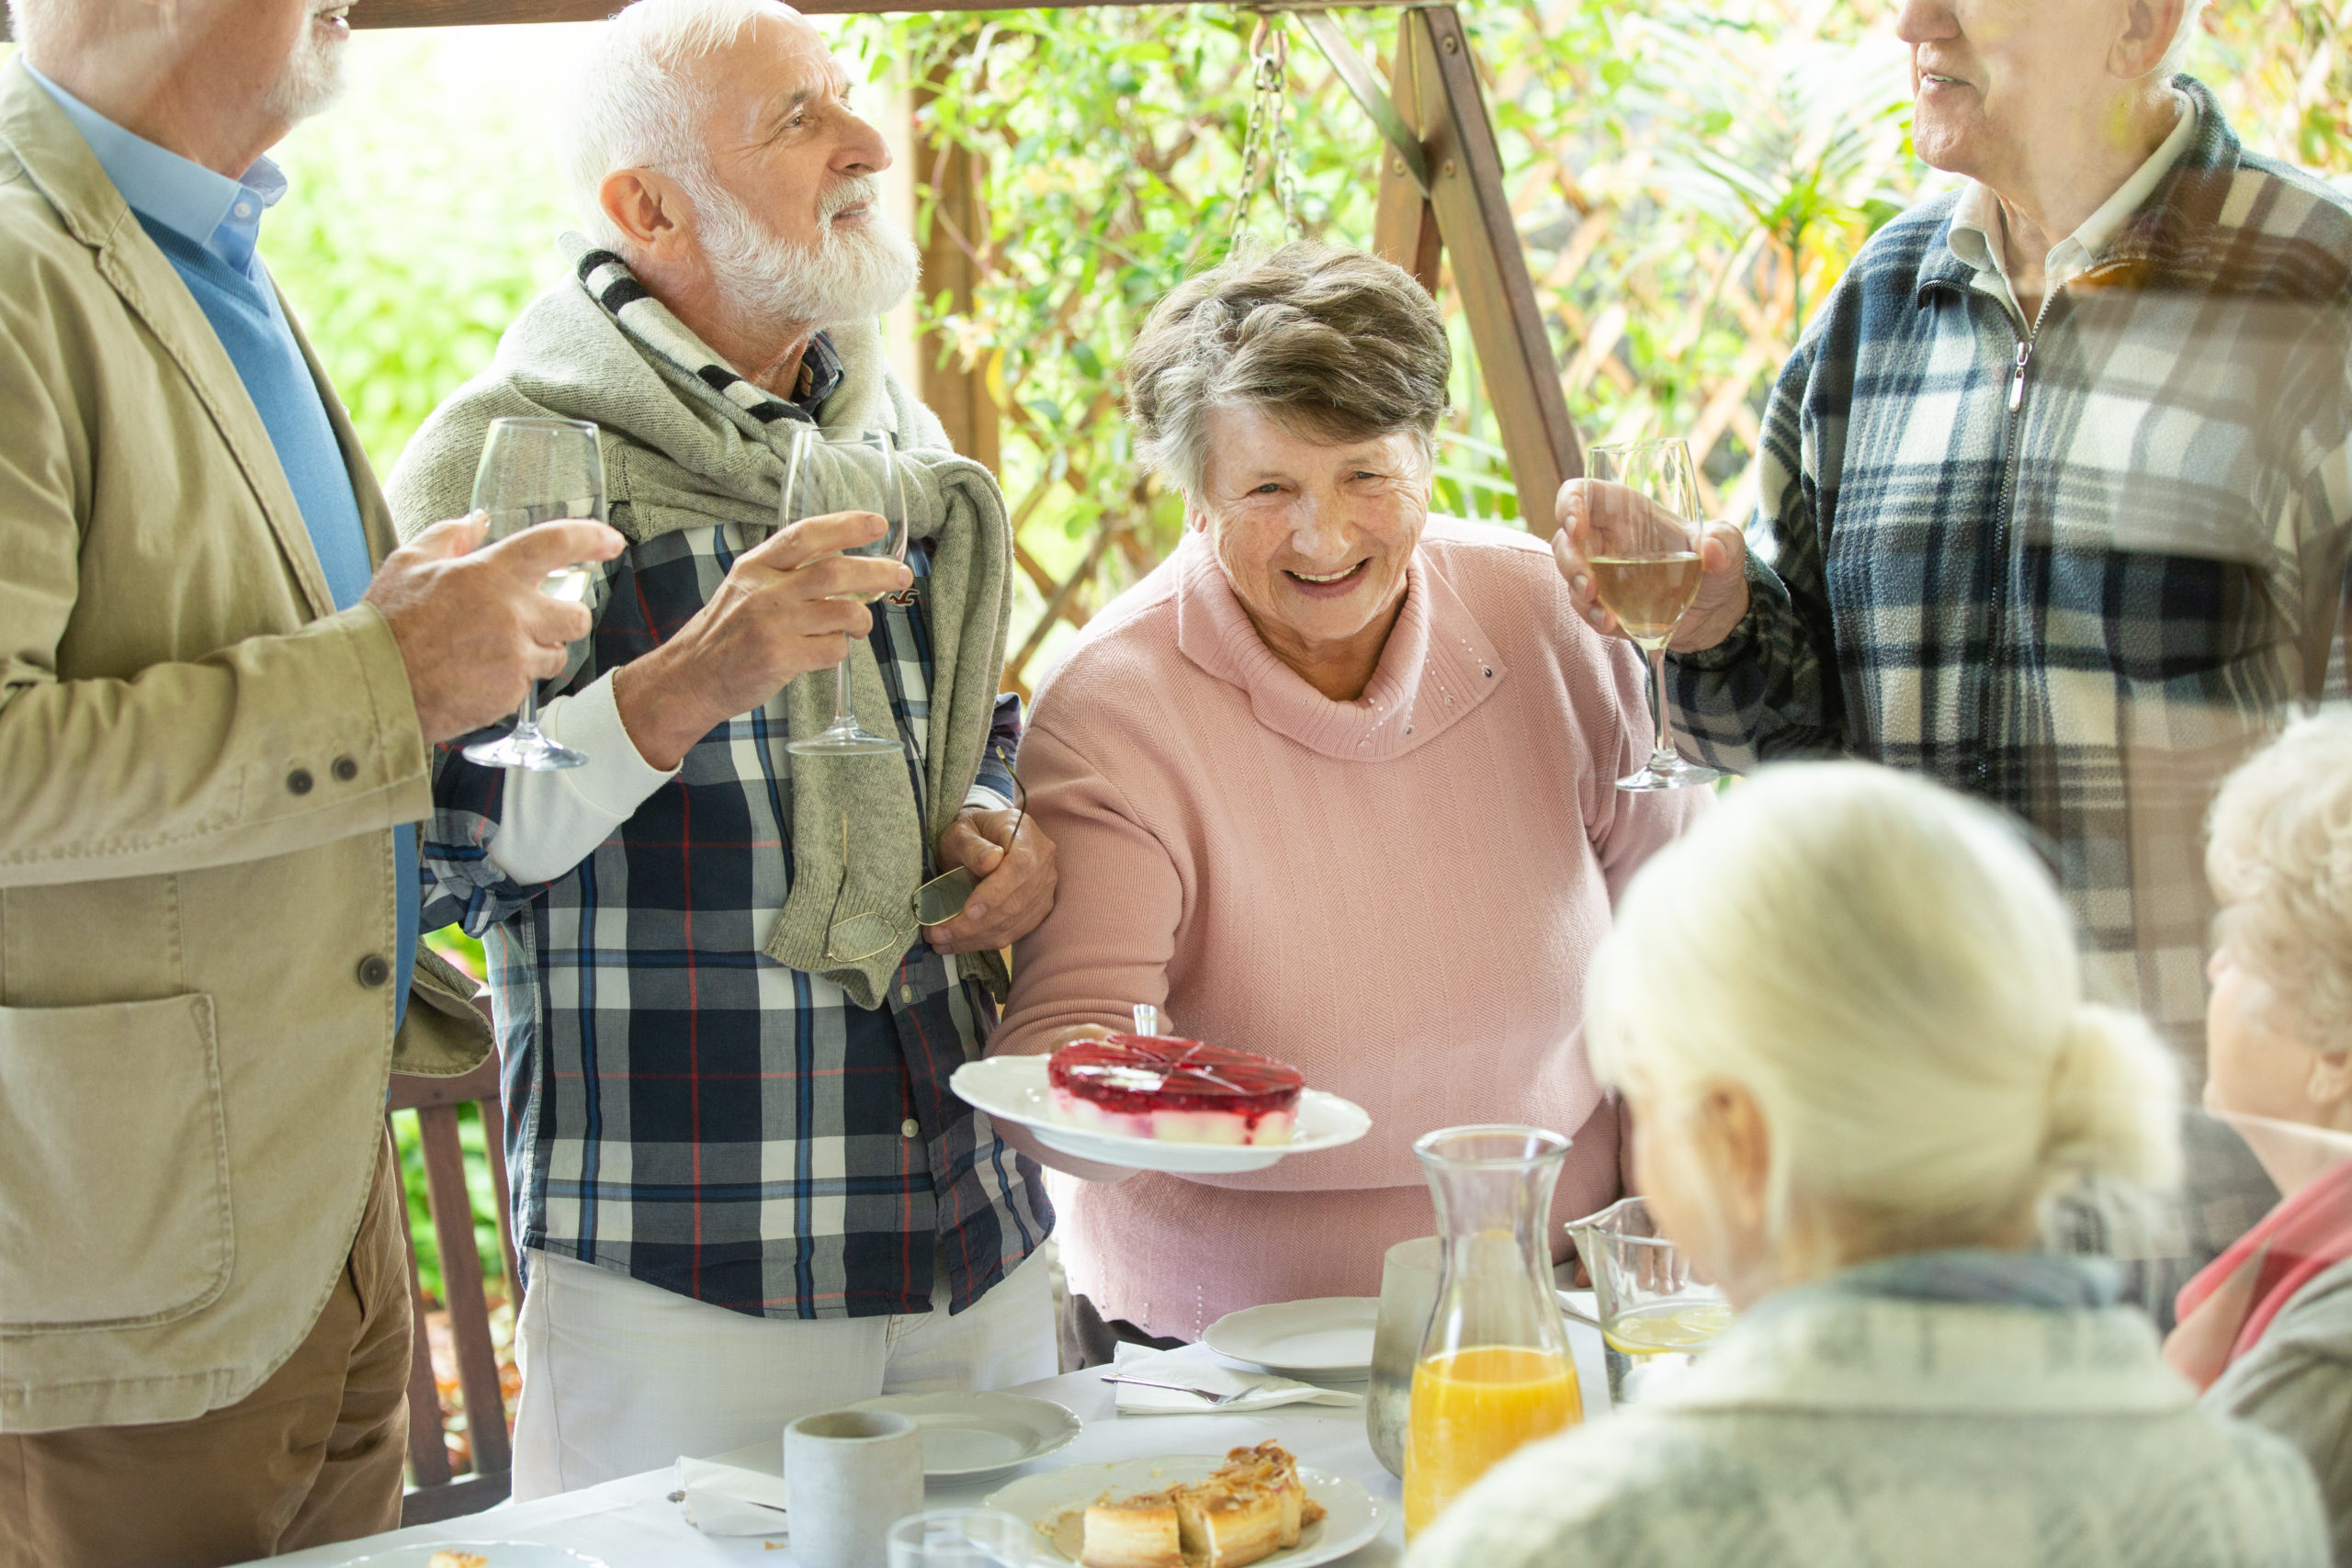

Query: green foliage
[258,30,582,478]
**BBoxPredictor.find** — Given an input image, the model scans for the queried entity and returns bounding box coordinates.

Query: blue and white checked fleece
[419,525,1050,1322]
[1671,77,2352,1051]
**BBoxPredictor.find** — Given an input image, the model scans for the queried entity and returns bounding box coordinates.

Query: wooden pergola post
[912,56,1001,476]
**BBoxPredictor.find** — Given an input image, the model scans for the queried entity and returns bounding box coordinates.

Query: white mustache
[821,177,881,221]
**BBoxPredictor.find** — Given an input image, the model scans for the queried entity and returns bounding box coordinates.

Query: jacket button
[332,756,358,782]
[356,953,392,987]
[901,1118,921,1140]
[287,768,314,795]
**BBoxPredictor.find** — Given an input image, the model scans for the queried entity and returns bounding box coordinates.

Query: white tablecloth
[254,1326,1610,1568]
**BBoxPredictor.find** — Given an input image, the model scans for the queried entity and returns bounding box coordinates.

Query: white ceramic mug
[786,1408,927,1568]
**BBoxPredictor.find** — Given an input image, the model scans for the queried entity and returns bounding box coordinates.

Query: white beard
[691,173,921,336]
[261,14,349,124]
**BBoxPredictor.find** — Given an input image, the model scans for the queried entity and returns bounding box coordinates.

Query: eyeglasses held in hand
[823,773,1027,964]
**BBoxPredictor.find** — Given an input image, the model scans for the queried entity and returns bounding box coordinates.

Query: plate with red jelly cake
[949,1035,1372,1175]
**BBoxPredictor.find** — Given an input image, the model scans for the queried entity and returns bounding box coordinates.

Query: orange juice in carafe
[1403,1344,1581,1535]
[1403,1125,1582,1541]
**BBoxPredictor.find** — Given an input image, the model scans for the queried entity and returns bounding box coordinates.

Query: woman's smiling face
[1193,402,1430,683]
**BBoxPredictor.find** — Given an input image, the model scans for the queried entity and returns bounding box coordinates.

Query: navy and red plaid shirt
[419,502,1051,1322]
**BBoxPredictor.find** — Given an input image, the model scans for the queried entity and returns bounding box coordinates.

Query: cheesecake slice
[1048,1036,1305,1145]
[1076,1445,1320,1568]
[1080,1488,1183,1568]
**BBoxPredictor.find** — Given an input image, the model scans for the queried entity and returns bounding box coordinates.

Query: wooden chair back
[387,1051,525,1526]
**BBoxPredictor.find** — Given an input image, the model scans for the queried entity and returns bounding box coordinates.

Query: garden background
[16,0,2346,1472]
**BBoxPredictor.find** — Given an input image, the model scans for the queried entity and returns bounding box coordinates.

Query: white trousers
[510,1245,1057,1500]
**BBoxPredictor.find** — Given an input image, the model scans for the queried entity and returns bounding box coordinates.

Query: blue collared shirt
[28,63,418,1025]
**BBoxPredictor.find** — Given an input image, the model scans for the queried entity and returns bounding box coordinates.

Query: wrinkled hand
[613,512,914,771]
[925,801,1058,954]
[367,513,625,744]
[1552,479,1749,653]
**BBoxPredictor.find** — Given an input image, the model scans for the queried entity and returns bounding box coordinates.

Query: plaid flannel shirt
[419,508,1051,1322]
[1671,79,2352,1050]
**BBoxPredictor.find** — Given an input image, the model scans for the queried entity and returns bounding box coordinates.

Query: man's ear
[2113,0,2188,78]
[599,167,690,256]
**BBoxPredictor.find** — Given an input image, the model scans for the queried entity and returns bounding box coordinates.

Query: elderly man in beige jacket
[0,0,627,1562]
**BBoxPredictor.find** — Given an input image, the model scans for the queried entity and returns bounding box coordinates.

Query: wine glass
[1584,438,1720,793]
[461,416,605,772]
[888,1510,1034,1568]
[783,426,910,757]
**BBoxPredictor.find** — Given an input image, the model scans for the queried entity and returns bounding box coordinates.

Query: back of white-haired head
[1588,763,2181,1264]
[565,0,801,247]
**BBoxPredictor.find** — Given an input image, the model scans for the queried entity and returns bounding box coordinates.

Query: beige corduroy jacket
[0,61,490,1434]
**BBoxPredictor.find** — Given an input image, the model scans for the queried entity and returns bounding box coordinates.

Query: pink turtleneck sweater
[993,518,1702,1340]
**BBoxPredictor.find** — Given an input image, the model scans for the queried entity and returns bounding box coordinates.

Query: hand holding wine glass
[1569,439,1720,793]
[461,416,610,771]
[1554,481,1749,653]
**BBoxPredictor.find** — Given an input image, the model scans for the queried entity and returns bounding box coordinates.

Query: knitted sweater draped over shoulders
[994,517,1702,1337]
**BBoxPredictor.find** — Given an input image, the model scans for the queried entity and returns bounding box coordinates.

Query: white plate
[950,1056,1371,1175]
[986,1456,1384,1568]
[853,1391,1084,1481]
[1203,1298,1379,1380]
[329,1545,609,1568]
[703,1393,1081,1486]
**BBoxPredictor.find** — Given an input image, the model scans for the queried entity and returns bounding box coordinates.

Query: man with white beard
[386,0,1059,1495]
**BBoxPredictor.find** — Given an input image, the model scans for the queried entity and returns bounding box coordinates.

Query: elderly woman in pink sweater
[993,243,1701,1350]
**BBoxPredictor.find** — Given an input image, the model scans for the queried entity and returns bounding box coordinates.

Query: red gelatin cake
[1047,1035,1305,1145]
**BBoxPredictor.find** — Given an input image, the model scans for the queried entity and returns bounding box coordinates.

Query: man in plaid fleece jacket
[1557,6,2352,1289]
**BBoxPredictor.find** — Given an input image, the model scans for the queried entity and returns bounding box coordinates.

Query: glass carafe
[1402,1124,1583,1539]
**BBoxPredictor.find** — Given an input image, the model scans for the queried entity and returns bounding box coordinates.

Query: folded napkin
[673,1454,791,1537]
[1112,1348,1365,1416]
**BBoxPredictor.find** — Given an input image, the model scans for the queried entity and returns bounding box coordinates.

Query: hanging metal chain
[1228,13,1305,253]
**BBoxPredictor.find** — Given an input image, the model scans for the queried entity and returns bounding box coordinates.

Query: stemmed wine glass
[1584,438,1719,792]
[461,416,605,772]
[784,426,910,757]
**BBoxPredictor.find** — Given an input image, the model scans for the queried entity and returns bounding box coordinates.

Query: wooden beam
[913,55,1001,476]
[345,0,1416,25]
[1385,6,1580,532]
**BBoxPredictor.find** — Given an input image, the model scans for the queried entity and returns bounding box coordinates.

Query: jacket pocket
[0,994,232,1331]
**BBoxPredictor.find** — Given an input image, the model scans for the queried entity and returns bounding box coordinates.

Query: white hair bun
[2042,1004,2182,1191]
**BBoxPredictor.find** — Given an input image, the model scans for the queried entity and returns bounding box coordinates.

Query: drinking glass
[783,426,910,757]
[1366,1235,1440,1478]
[461,416,605,772]
[1584,439,1719,792]
[1404,1125,1582,1540]
[888,1509,1035,1568]
[1565,1195,1730,1405]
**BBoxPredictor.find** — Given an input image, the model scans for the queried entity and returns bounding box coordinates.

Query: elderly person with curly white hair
[990,242,1702,1354]
[1408,763,2329,1568]
[2165,714,2352,1558]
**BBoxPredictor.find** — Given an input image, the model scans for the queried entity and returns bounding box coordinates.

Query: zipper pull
[2008,338,2032,412]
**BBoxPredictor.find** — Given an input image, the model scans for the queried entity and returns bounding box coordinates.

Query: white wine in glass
[461,416,605,772]
[1585,438,1719,792]
[784,427,910,757]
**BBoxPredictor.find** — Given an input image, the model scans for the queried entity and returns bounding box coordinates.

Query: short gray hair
[2157,0,2211,77]
[2207,714,2352,1055]
[565,0,797,246]
[1125,242,1451,498]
